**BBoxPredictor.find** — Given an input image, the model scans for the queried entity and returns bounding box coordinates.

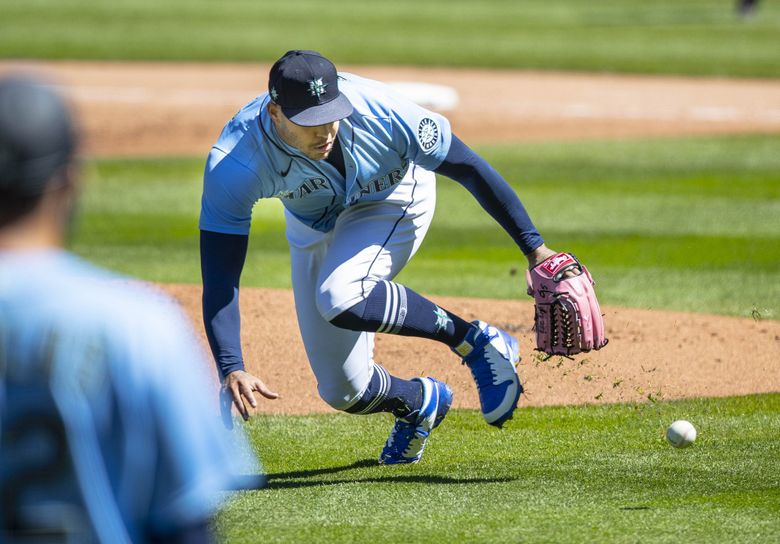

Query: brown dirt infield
[162,284,780,416]
[2,60,777,414]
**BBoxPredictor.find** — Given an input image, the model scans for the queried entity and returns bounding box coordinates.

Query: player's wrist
[222,368,246,384]
[525,244,557,269]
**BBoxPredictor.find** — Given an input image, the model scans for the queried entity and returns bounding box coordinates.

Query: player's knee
[317,382,364,411]
[315,278,378,322]
[314,284,340,320]
[328,300,368,331]
[314,286,334,321]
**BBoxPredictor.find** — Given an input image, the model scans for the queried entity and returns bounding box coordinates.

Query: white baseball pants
[285,164,436,410]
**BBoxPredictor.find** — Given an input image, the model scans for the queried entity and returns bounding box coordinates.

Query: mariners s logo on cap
[308,78,327,98]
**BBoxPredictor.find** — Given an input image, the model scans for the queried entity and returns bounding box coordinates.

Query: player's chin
[307,149,330,160]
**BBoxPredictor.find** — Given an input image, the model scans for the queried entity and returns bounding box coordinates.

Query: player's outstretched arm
[434,135,607,355]
[434,134,544,257]
[201,230,279,420]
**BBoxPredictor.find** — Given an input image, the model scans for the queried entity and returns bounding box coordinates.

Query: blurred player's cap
[0,75,77,196]
[268,50,353,127]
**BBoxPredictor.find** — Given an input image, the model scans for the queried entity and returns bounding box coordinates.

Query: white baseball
[666,420,697,448]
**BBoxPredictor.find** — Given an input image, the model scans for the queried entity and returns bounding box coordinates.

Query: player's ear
[267,101,282,124]
[54,162,80,195]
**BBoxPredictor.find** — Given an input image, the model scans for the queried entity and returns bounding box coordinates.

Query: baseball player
[201,50,606,465]
[0,75,257,543]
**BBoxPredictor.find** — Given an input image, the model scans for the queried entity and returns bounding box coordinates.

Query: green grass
[2,0,780,77]
[217,394,780,543]
[70,134,780,319]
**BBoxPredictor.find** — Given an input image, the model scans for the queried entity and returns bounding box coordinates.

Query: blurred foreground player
[0,75,257,543]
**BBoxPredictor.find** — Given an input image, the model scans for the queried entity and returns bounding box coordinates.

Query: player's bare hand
[224,370,279,421]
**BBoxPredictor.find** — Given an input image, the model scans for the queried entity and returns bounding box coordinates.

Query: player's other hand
[223,370,279,421]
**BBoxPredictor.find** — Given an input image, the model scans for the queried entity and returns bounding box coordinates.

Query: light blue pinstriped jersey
[0,250,256,543]
[199,72,453,235]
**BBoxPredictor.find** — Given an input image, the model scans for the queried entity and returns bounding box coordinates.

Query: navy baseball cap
[0,75,76,197]
[268,50,353,126]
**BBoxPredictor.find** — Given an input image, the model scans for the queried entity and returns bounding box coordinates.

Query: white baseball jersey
[200,73,453,234]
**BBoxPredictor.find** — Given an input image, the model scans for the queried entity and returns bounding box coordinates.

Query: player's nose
[313,122,336,139]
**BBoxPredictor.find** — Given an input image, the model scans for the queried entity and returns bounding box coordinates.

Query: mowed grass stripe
[1,0,779,77]
[217,394,780,543]
[70,134,780,318]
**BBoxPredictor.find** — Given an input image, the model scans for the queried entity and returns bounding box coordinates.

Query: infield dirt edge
[162,284,780,415]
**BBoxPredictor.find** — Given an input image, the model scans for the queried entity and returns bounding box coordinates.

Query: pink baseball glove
[526,253,608,356]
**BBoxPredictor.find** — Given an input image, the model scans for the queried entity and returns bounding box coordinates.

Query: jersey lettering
[1,331,93,540]
[2,387,91,540]
[276,177,330,200]
[348,159,409,205]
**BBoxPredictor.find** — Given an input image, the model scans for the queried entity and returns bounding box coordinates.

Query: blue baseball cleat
[456,321,522,428]
[379,377,453,465]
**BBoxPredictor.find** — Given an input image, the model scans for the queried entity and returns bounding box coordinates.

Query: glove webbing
[553,294,582,352]
[534,294,583,355]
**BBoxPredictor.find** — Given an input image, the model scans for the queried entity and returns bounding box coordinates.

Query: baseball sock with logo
[330,280,475,348]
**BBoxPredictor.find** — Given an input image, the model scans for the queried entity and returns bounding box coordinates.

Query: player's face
[268,102,339,161]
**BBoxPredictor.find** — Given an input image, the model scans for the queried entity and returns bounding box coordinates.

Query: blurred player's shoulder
[1,249,176,315]
[0,249,192,357]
